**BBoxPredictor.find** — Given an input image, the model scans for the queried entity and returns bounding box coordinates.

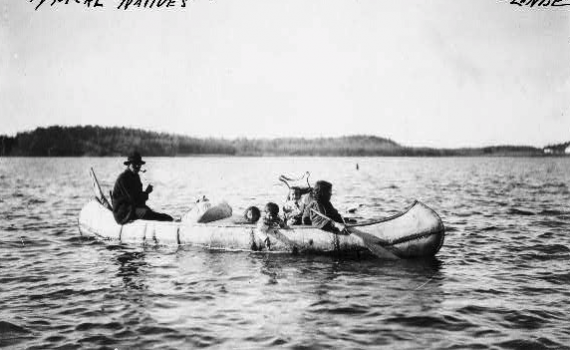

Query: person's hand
[145,184,153,194]
[333,222,347,234]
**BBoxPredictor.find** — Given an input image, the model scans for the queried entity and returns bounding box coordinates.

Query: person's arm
[133,184,149,206]
[326,204,356,224]
[308,201,336,230]
[131,175,149,206]
[112,174,131,208]
[307,201,349,233]
[326,204,347,233]
[326,203,344,223]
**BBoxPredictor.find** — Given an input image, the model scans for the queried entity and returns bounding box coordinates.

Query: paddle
[310,209,399,259]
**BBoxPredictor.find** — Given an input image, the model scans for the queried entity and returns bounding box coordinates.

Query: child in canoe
[282,186,312,226]
[243,206,261,224]
[259,202,286,229]
[252,202,286,250]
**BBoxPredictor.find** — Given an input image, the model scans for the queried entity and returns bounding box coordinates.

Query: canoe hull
[352,201,445,258]
[78,200,445,258]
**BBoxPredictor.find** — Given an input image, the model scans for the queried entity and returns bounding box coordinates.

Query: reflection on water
[0,157,569,349]
[115,249,148,291]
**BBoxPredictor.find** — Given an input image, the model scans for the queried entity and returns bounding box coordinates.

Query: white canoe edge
[78,200,445,258]
[353,201,445,258]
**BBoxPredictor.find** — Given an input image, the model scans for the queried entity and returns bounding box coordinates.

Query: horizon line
[1,123,567,150]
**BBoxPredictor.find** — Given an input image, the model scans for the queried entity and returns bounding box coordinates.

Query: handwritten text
[29,0,189,10]
[30,0,103,10]
[509,0,570,7]
[117,0,186,10]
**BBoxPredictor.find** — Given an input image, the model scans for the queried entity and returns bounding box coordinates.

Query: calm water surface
[1,157,569,350]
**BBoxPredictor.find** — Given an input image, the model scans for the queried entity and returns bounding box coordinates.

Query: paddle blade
[348,227,399,259]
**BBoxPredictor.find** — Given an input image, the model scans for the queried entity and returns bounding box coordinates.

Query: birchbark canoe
[78,200,445,258]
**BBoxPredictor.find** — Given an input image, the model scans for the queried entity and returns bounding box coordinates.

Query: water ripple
[1,157,569,350]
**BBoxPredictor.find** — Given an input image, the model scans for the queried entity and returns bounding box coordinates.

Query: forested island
[0,125,564,157]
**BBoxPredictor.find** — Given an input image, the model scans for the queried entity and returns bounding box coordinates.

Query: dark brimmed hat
[124,151,146,165]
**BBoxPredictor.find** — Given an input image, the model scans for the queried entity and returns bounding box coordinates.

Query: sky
[1,0,569,148]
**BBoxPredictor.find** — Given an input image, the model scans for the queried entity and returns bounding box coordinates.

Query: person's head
[244,206,261,223]
[264,202,280,222]
[313,180,333,203]
[124,151,146,174]
[289,187,302,201]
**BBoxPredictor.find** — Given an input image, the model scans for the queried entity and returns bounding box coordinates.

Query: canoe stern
[354,201,445,258]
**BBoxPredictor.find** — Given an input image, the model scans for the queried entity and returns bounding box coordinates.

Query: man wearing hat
[111,151,174,224]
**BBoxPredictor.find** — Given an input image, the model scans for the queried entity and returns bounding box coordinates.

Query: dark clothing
[138,208,174,222]
[302,199,344,231]
[112,170,172,224]
[112,170,148,224]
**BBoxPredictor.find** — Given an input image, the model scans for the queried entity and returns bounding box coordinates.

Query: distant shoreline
[1,125,568,158]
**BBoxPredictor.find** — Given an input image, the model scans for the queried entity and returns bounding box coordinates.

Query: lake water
[1,157,569,350]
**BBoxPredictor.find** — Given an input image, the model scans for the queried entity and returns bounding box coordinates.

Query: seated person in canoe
[254,202,286,250]
[258,202,286,230]
[302,180,348,234]
[282,186,312,226]
[111,151,174,224]
[243,206,261,224]
[279,172,312,226]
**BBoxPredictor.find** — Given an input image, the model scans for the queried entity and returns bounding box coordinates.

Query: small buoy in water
[356,163,359,170]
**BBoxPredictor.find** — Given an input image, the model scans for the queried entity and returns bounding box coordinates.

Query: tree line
[0,125,549,157]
